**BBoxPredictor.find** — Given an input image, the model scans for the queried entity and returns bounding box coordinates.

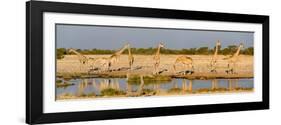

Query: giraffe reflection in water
[56,77,253,100]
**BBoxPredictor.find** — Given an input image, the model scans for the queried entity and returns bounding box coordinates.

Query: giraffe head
[159,42,165,48]
[216,40,221,47]
[239,43,244,49]
[124,43,130,48]
[68,48,75,53]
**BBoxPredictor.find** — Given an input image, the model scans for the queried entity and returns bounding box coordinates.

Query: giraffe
[152,42,165,75]
[210,40,221,73]
[68,48,92,71]
[127,44,134,70]
[91,57,113,71]
[173,56,194,75]
[224,43,244,74]
[109,43,129,64]
[92,43,129,71]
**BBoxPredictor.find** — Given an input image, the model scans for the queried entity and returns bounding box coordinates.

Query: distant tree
[241,47,254,55]
[188,48,197,55]
[196,47,209,55]
[57,46,254,55]
[221,45,236,55]
[221,48,229,55]
[227,45,237,53]
[181,49,189,54]
[56,48,66,59]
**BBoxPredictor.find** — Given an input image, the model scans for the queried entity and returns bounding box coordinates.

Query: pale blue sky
[56,24,253,50]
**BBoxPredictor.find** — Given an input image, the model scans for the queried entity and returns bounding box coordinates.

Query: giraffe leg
[233,62,237,74]
[86,63,90,74]
[188,64,193,74]
[155,63,159,75]
[181,64,186,75]
[182,64,187,75]
[129,57,134,70]
[153,63,156,74]
[80,64,83,73]
[230,63,234,74]
[184,64,189,75]
[129,60,133,70]
[108,62,111,71]
[89,62,94,70]
[153,62,159,75]
[212,61,217,73]
[191,64,195,73]
[102,63,107,72]
[228,63,232,74]
[226,63,231,74]
[210,61,214,72]
[173,63,177,74]
[231,63,234,74]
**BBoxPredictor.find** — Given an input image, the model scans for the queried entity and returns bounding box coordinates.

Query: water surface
[56,78,253,98]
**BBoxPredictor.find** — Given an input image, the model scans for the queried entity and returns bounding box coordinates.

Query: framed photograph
[26,1,269,124]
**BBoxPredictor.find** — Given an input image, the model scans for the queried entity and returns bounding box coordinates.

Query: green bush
[127,75,172,85]
[56,48,67,59]
[168,88,182,93]
[100,88,125,96]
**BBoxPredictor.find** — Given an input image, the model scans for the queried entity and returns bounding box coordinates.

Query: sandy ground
[57,54,253,78]
[56,89,253,100]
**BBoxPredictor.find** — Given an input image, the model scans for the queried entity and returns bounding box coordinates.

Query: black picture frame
[26,1,269,124]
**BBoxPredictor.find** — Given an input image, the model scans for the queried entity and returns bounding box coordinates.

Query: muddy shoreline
[57,71,253,80]
[56,89,254,100]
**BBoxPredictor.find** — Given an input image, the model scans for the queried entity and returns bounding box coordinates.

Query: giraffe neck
[115,45,128,56]
[214,44,219,57]
[128,46,131,56]
[234,45,242,57]
[70,49,87,60]
[155,45,161,57]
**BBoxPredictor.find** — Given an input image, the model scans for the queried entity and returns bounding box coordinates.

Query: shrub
[100,88,125,96]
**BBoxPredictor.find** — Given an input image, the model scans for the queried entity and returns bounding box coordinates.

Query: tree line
[57,46,254,59]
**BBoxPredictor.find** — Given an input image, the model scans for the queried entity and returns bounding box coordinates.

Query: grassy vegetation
[127,75,172,84]
[100,88,126,96]
[56,79,75,88]
[56,46,254,59]
[56,82,75,88]
[58,93,73,97]
[167,88,182,93]
[196,88,211,93]
[57,72,92,80]
[57,48,67,59]
[233,87,253,91]
[213,88,228,91]
[142,89,156,94]
[56,79,63,83]
[78,92,96,97]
